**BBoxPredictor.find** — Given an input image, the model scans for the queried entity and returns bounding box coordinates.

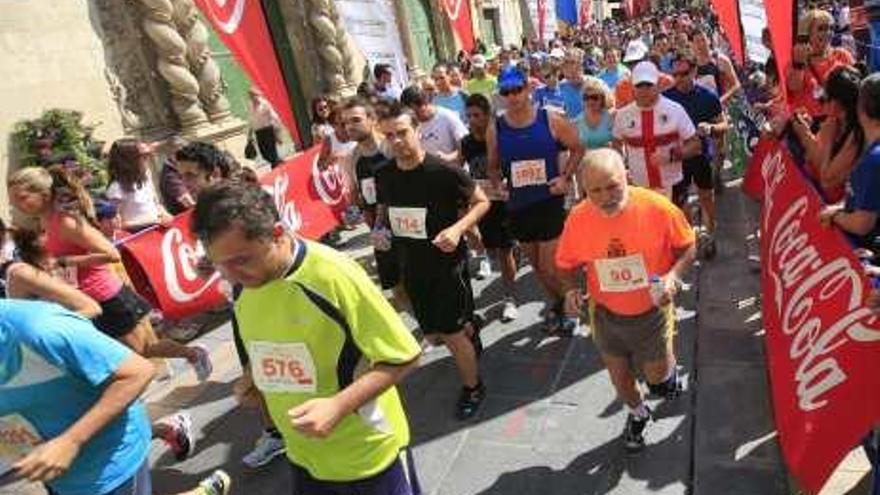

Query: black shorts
[676,158,713,193]
[290,449,421,495]
[403,257,474,335]
[509,197,565,243]
[375,243,401,290]
[92,285,152,338]
[478,201,514,250]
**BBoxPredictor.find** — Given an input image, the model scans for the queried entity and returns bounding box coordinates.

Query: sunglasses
[583,93,603,101]
[635,82,655,89]
[500,86,525,96]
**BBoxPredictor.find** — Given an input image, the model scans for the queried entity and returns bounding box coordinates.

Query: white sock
[628,402,650,419]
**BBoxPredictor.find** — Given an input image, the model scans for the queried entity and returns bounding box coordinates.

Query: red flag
[623,0,634,19]
[120,146,342,320]
[194,0,302,146]
[579,0,591,26]
[765,0,794,103]
[442,0,475,53]
[537,0,547,44]
[709,0,745,65]
[752,137,880,494]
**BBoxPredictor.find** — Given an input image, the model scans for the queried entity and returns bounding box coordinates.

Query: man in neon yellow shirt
[191,181,422,494]
[465,54,497,97]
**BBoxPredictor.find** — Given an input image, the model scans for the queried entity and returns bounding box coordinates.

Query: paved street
[2,186,812,495]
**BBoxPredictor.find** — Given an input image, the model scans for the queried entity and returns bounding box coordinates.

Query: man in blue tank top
[486,67,585,334]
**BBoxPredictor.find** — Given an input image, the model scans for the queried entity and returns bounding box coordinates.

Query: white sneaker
[501,300,519,323]
[242,430,286,468]
[476,258,492,280]
[199,469,231,495]
[189,344,213,382]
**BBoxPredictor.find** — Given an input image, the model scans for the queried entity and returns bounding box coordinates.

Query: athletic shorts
[290,449,422,495]
[403,257,474,335]
[509,197,565,243]
[478,200,514,250]
[375,243,401,290]
[47,459,151,495]
[674,158,714,194]
[588,303,676,365]
[93,285,153,338]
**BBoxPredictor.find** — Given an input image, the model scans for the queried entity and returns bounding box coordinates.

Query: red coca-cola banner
[744,137,880,494]
[709,0,745,65]
[764,0,794,103]
[442,0,475,53]
[194,0,302,146]
[119,146,344,320]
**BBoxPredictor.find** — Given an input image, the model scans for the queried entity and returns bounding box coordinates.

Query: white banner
[335,0,409,89]
[527,0,558,44]
[739,0,771,64]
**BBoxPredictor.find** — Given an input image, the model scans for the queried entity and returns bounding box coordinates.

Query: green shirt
[465,76,497,97]
[235,240,420,481]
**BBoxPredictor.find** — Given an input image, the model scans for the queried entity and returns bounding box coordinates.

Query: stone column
[135,0,208,130]
[303,0,357,97]
[173,0,233,123]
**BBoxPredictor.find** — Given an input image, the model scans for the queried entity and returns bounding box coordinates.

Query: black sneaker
[664,372,684,400]
[456,383,486,420]
[623,410,652,453]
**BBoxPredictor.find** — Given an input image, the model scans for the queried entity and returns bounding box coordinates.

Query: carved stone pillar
[303,0,357,96]
[136,0,209,130]
[173,0,233,123]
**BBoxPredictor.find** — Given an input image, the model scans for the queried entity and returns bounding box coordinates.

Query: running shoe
[242,430,286,468]
[199,469,232,495]
[500,299,519,323]
[623,409,652,453]
[160,412,195,461]
[455,383,486,420]
[476,258,492,280]
[190,344,213,382]
[558,314,579,336]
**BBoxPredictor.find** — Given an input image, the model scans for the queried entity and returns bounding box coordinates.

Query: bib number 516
[262,358,313,385]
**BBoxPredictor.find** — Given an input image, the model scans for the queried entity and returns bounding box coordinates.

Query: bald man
[555,148,696,453]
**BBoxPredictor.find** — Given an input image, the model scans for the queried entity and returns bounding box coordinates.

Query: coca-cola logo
[161,227,222,303]
[761,150,880,412]
[442,0,463,21]
[262,173,303,232]
[312,155,346,206]
[201,0,246,34]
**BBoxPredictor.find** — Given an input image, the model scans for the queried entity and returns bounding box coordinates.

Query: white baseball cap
[623,39,649,63]
[471,54,487,68]
[632,61,659,85]
[549,48,565,60]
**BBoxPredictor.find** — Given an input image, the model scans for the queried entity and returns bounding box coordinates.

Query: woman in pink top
[8,165,212,379]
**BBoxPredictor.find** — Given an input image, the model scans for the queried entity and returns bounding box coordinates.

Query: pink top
[44,211,123,302]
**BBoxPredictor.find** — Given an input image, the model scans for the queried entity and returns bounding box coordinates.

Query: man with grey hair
[555,148,696,453]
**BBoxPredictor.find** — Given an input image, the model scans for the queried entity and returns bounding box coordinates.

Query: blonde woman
[574,76,616,151]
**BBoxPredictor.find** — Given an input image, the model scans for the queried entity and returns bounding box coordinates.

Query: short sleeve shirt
[844,141,880,247]
[419,107,469,156]
[234,240,421,482]
[465,76,497,97]
[559,79,585,119]
[556,188,695,315]
[433,90,468,121]
[663,85,723,166]
[613,96,697,191]
[105,174,161,226]
[0,300,150,495]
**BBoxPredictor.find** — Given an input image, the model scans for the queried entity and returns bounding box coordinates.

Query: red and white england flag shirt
[613,96,696,195]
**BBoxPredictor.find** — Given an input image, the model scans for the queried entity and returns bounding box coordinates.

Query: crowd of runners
[3,2,880,494]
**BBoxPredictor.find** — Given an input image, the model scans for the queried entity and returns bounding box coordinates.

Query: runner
[432,63,469,121]
[487,67,585,334]
[556,149,696,453]
[191,180,424,493]
[663,49,729,259]
[464,55,497,97]
[460,93,519,323]
[400,86,469,164]
[559,48,588,120]
[375,103,490,419]
[612,61,701,199]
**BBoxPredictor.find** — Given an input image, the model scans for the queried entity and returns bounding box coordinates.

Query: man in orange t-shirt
[556,148,696,453]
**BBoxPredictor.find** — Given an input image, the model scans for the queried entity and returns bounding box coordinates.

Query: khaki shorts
[588,303,676,365]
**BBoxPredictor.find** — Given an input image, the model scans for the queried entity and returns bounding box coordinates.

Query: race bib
[360,178,377,205]
[249,342,317,394]
[595,254,650,293]
[0,414,42,475]
[388,207,428,239]
[510,159,548,188]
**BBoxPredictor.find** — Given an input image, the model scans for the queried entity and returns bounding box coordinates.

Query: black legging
[254,126,280,167]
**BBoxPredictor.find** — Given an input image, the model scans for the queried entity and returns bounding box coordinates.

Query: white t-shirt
[105,174,162,227]
[418,106,469,156]
[613,96,696,195]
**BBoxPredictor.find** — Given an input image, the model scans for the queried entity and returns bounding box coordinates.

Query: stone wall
[0,1,126,221]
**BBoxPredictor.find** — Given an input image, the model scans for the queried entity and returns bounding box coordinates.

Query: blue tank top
[497,109,562,211]
[575,111,613,150]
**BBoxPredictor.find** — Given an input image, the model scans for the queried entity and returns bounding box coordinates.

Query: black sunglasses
[500,86,525,96]
[635,82,655,89]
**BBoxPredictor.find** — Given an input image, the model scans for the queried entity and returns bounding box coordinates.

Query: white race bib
[360,178,377,205]
[510,159,548,188]
[388,207,428,239]
[0,414,42,475]
[595,254,650,293]
[249,342,317,394]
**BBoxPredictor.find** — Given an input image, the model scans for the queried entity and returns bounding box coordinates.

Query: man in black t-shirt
[377,104,491,420]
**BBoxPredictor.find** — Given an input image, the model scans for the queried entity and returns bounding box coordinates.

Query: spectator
[802,8,856,86]
[158,136,194,216]
[310,96,335,144]
[787,36,825,119]
[105,138,173,232]
[247,87,283,167]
